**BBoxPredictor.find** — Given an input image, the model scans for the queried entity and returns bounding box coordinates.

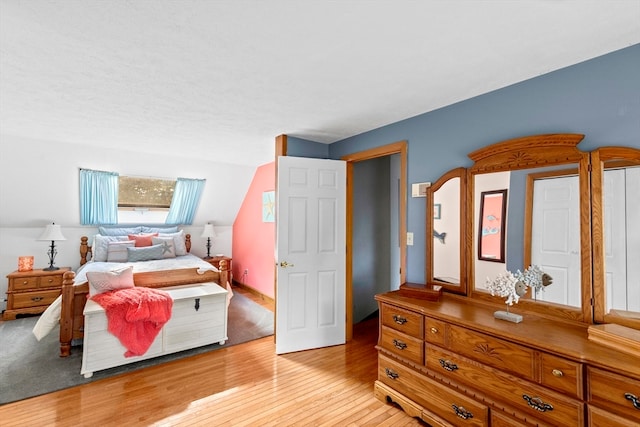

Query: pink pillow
[87,266,135,296]
[127,233,158,247]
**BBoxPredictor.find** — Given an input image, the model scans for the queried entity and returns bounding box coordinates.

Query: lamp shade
[38,223,66,241]
[201,223,216,238]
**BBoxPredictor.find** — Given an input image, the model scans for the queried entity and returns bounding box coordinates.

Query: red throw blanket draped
[91,287,173,357]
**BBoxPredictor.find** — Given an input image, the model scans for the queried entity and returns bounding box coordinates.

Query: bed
[33,228,231,357]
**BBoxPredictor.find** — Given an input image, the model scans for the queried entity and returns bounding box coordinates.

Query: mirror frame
[426,167,467,294]
[591,146,640,330]
[466,134,592,323]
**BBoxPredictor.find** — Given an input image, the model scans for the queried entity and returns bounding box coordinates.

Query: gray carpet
[0,292,273,405]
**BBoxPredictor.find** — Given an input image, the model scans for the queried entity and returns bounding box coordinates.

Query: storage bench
[81,282,228,378]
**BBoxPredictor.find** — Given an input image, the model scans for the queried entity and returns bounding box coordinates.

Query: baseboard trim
[232,281,275,305]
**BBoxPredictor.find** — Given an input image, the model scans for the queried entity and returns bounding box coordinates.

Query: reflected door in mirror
[604,166,640,317]
[530,175,581,307]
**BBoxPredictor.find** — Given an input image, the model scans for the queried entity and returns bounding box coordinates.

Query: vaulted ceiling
[1,1,638,166]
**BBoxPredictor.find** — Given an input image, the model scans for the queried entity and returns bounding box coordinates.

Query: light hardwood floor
[0,287,424,426]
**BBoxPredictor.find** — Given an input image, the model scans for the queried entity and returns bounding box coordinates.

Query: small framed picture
[433,204,441,220]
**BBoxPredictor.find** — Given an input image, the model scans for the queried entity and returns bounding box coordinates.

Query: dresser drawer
[540,352,583,398]
[424,316,447,346]
[447,324,535,380]
[380,304,423,339]
[379,354,488,426]
[425,345,584,427]
[379,325,423,364]
[10,276,39,291]
[10,289,61,309]
[588,405,636,427]
[588,367,640,422]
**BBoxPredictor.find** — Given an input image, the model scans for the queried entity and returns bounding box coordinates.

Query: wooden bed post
[80,236,89,265]
[59,270,76,357]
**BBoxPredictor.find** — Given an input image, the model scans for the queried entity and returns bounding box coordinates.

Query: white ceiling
[1,1,638,167]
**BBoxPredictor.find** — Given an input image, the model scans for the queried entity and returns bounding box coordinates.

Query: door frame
[275,136,407,342]
[342,141,407,340]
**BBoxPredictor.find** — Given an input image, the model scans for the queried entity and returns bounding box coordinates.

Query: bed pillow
[158,230,187,256]
[151,236,177,259]
[127,233,158,247]
[98,226,142,236]
[106,240,136,262]
[141,226,179,234]
[92,235,131,262]
[87,266,134,296]
[127,244,164,262]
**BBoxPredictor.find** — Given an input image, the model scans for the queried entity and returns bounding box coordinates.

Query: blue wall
[326,44,640,284]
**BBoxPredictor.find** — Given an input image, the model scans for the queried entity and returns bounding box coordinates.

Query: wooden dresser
[374,292,640,427]
[3,267,70,320]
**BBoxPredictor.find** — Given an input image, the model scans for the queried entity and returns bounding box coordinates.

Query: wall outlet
[244,269,249,275]
[407,232,414,246]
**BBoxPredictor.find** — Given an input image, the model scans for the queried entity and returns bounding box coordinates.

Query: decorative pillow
[92,235,130,262]
[151,236,176,259]
[127,244,164,262]
[106,240,135,262]
[87,266,134,296]
[141,226,179,234]
[98,226,142,236]
[127,233,158,247]
[159,230,187,256]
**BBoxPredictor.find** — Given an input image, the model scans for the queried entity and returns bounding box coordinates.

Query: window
[117,176,176,223]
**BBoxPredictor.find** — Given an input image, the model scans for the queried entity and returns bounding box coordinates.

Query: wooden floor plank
[0,286,424,426]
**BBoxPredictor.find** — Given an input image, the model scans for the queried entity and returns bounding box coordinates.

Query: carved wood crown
[468,133,586,173]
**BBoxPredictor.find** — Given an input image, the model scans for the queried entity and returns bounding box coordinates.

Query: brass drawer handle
[31,297,44,302]
[392,339,407,350]
[22,280,29,285]
[551,369,564,377]
[625,392,640,410]
[439,358,458,372]
[452,404,473,420]
[523,394,554,412]
[384,368,399,380]
[392,315,407,325]
[430,327,439,334]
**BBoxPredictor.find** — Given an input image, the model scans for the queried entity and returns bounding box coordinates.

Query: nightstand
[3,267,71,320]
[204,256,233,283]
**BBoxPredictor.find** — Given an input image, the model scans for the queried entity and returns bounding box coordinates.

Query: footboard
[59,261,229,357]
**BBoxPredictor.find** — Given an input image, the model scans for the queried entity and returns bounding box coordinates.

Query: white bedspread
[32,254,232,341]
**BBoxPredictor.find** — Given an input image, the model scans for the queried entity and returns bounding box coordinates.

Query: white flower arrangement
[485,265,550,306]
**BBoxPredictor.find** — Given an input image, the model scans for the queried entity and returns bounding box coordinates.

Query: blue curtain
[79,169,119,225]
[165,178,206,225]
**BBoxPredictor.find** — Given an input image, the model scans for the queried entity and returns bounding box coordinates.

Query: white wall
[0,134,256,311]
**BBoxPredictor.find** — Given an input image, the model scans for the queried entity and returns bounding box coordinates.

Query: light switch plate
[407,232,414,246]
[411,182,431,197]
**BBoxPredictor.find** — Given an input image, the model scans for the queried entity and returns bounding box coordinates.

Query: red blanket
[91,287,173,357]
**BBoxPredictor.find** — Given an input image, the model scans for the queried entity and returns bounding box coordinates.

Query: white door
[275,156,346,354]
[531,175,581,307]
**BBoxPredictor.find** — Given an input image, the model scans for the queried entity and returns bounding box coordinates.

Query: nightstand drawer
[38,274,64,288]
[10,276,39,291]
[11,289,61,309]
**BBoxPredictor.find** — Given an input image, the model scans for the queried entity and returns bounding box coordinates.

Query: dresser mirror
[466,134,592,322]
[591,146,640,330]
[426,167,466,294]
